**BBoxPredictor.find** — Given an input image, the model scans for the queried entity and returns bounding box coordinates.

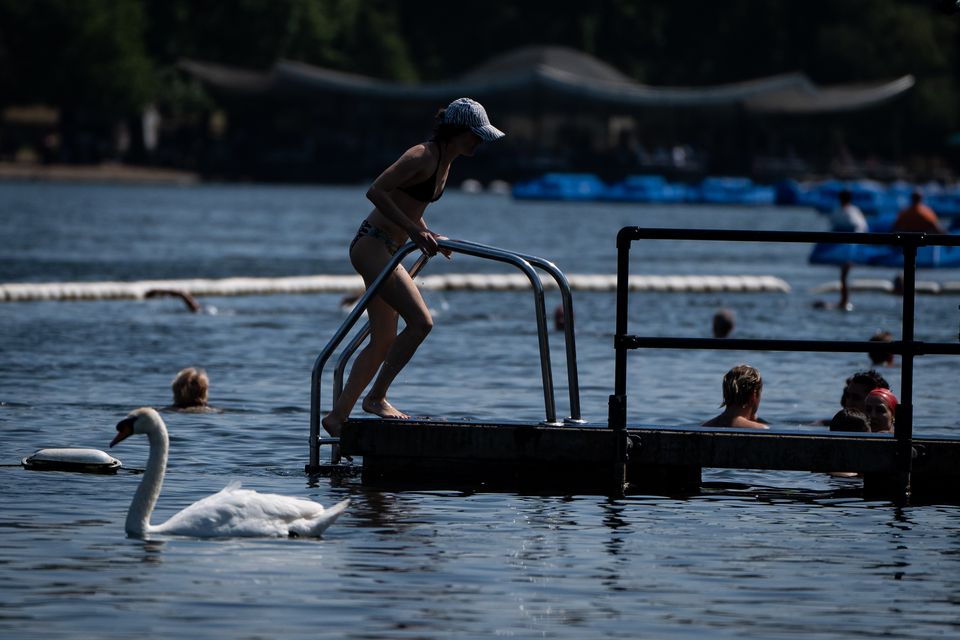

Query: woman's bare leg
[321,238,431,432]
[321,293,398,436]
[361,264,433,416]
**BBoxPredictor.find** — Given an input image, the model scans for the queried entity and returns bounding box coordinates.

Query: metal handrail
[309,238,563,471]
[332,238,584,423]
[452,238,584,423]
[609,227,960,499]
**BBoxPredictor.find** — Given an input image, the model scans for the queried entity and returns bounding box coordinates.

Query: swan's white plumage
[112,407,349,538]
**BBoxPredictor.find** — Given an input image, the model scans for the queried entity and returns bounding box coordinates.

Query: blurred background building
[1,1,958,183]
[180,46,916,183]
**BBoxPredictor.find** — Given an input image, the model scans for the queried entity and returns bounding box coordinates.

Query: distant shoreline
[0,161,199,185]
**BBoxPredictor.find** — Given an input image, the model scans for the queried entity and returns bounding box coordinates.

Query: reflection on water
[1,182,959,638]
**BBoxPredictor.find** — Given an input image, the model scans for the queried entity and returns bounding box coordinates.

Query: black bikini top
[398,142,444,203]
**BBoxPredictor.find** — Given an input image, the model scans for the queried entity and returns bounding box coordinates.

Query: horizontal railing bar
[617,336,960,356]
[618,227,960,246]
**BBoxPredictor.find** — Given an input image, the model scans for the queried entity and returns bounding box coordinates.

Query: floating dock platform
[339,418,960,501]
[310,231,960,503]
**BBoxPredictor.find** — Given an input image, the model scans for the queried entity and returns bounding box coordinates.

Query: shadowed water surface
[1,182,959,638]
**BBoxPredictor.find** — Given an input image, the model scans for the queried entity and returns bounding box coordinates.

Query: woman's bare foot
[321,413,342,437]
[362,397,409,419]
[321,414,352,464]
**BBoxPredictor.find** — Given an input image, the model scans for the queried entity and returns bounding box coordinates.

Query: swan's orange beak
[110,416,136,447]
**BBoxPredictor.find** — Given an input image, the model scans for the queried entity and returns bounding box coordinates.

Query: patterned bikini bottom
[349,220,401,256]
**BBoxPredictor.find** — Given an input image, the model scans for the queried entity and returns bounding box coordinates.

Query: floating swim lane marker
[22,448,122,474]
[1,273,791,302]
[813,279,954,295]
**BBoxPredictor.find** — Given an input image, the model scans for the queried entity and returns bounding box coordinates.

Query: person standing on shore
[322,98,505,458]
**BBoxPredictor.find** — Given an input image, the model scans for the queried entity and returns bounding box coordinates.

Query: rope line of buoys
[0,273,792,302]
[812,278,960,295]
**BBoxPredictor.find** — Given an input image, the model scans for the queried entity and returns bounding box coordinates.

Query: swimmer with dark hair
[828,407,871,477]
[712,308,735,338]
[145,289,202,313]
[829,408,871,433]
[840,370,889,412]
[868,330,895,367]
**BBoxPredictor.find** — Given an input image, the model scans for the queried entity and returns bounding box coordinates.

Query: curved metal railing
[309,238,581,471]
[332,238,584,425]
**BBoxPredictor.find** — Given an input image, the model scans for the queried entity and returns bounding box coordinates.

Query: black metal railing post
[609,228,633,494]
[896,237,919,499]
[611,227,632,427]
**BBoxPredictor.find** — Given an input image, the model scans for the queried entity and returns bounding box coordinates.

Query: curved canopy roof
[181,45,914,114]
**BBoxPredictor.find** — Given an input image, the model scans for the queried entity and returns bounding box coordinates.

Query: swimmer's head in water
[720,364,762,408]
[867,387,898,413]
[841,369,889,411]
[172,367,209,408]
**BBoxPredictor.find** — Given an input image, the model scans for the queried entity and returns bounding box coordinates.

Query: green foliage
[0,0,154,113]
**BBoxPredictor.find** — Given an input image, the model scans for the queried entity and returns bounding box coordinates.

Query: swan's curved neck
[126,423,168,536]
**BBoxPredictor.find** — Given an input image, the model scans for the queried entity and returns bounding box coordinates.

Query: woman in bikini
[322,98,505,450]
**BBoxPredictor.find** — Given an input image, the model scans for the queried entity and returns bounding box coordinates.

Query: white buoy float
[21,448,122,474]
[1,273,793,302]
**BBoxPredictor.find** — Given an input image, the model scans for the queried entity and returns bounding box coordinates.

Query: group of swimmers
[702,365,896,434]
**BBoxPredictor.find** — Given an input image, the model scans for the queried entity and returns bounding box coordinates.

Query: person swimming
[864,387,897,433]
[166,367,220,413]
[868,330,895,367]
[829,407,871,433]
[827,407,871,477]
[712,308,735,338]
[702,364,768,429]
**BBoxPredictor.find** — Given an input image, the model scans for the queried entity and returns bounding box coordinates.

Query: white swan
[110,407,349,538]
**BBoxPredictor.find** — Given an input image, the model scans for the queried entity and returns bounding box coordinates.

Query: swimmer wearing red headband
[864,388,897,433]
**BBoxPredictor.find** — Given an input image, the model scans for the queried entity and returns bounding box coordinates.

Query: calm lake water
[1,181,959,639]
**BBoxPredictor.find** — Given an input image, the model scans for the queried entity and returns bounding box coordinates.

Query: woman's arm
[366,146,439,255]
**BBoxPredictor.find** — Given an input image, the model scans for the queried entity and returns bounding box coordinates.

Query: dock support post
[609,229,634,497]
[609,394,627,496]
[895,239,918,502]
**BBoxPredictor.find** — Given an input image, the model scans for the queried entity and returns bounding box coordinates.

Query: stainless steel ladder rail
[441,238,583,424]
[332,238,584,424]
[309,238,562,471]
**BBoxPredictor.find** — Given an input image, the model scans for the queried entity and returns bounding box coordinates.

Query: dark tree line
[1,0,957,160]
